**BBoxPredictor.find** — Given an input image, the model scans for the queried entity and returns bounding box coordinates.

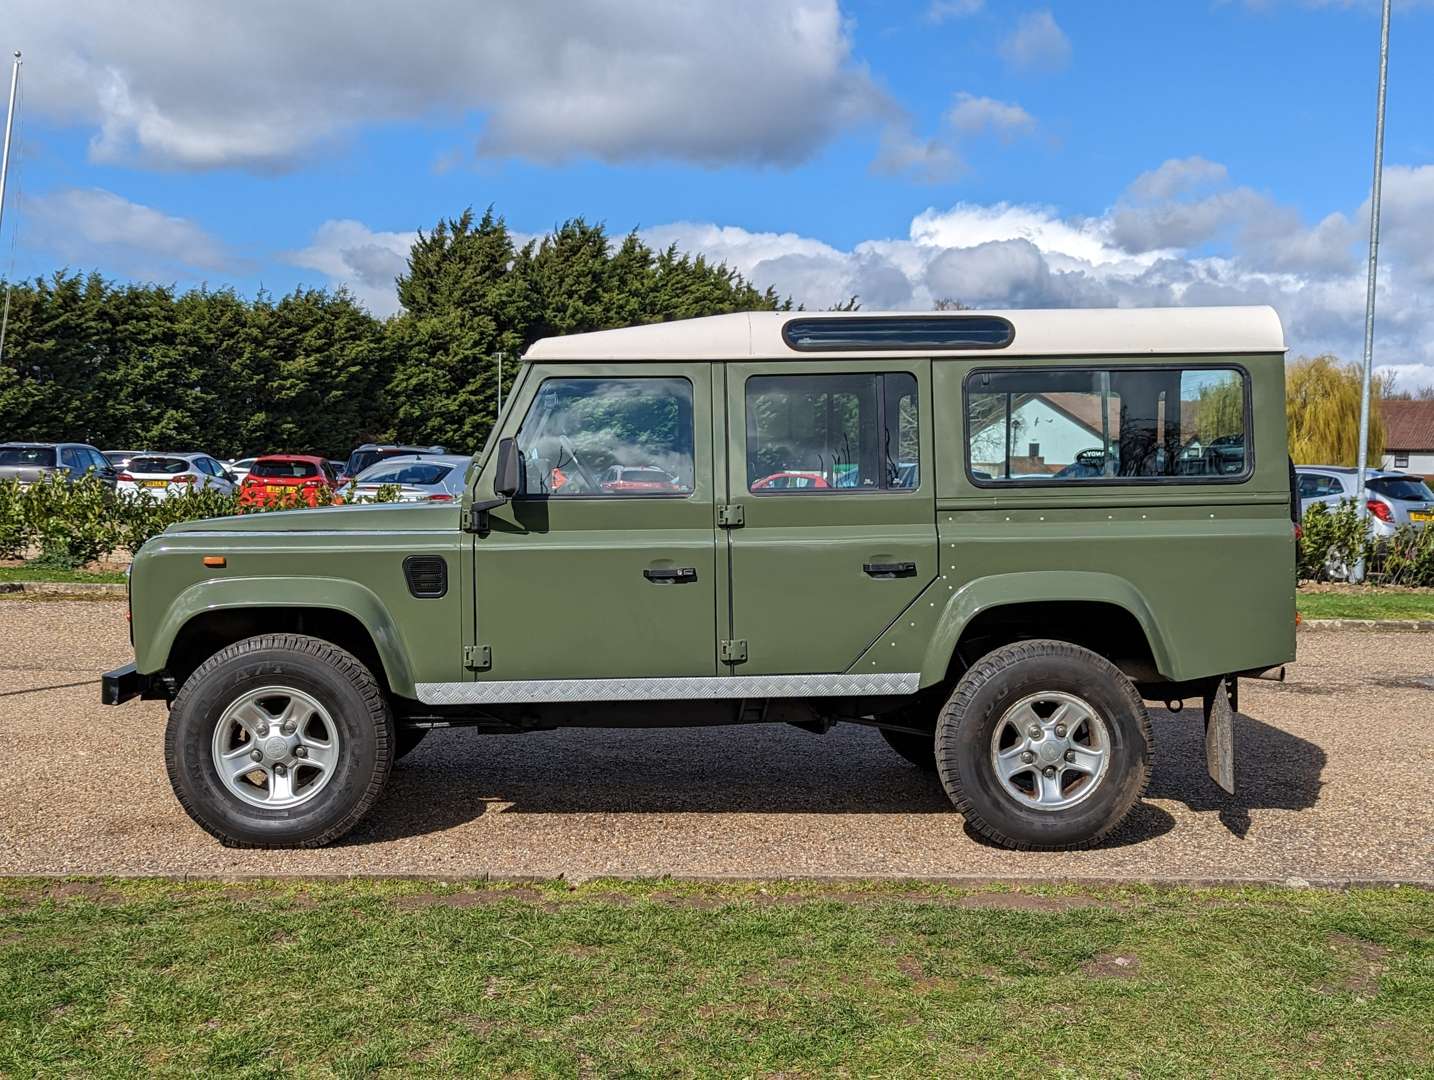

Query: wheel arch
[140,577,416,697]
[919,572,1175,688]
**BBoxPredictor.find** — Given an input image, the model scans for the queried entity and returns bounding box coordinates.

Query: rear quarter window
[0,446,56,467]
[965,364,1251,485]
[252,460,319,479]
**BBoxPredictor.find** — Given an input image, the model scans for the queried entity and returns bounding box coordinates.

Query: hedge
[0,476,398,568]
[1298,500,1434,586]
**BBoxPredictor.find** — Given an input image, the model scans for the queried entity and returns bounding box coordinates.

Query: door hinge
[719,638,748,663]
[463,644,492,671]
[717,504,744,528]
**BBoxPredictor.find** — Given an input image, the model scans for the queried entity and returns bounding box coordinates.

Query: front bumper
[101,663,141,705]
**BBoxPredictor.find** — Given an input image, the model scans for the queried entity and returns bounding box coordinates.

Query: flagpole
[1352,0,1391,583]
[0,51,21,365]
[0,52,19,241]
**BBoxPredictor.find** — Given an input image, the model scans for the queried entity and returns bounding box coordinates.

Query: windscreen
[251,459,319,479]
[1368,476,1434,501]
[0,446,55,467]
[128,456,190,474]
[361,463,452,486]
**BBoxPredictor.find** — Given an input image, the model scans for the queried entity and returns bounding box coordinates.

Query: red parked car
[238,455,338,508]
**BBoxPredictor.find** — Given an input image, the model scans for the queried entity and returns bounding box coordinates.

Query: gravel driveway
[1,599,1430,883]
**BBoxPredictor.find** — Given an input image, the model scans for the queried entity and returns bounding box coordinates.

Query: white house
[1380,400,1434,478]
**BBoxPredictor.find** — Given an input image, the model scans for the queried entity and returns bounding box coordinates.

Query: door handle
[863,561,917,579]
[643,567,698,583]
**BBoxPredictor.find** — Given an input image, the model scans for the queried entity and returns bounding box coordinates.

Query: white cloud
[1126,156,1228,201]
[643,162,1434,388]
[946,93,1036,140]
[927,0,984,21]
[24,188,236,277]
[999,10,1072,73]
[870,126,963,183]
[287,220,417,316]
[7,0,891,171]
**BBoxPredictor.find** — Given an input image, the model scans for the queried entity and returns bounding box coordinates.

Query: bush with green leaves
[1370,523,1434,587]
[0,478,25,559]
[0,475,406,569]
[1298,499,1434,586]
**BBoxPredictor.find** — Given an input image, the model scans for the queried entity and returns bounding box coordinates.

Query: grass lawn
[1,880,1429,1077]
[1297,589,1434,621]
[0,566,127,584]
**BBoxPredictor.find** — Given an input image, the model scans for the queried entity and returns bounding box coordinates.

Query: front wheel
[164,634,394,848]
[936,640,1152,850]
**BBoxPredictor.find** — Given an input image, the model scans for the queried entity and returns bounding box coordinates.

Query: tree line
[0,208,787,459]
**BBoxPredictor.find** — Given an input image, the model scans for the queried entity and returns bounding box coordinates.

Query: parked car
[117,453,236,499]
[1295,466,1434,538]
[751,470,831,490]
[107,305,1295,853]
[345,454,471,503]
[225,457,259,485]
[339,443,448,486]
[238,455,338,508]
[599,465,685,493]
[103,449,150,471]
[0,442,116,488]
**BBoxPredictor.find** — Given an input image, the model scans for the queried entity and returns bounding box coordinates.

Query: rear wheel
[935,640,1151,850]
[165,634,394,848]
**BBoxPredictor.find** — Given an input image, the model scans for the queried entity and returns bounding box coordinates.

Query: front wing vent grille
[403,555,448,599]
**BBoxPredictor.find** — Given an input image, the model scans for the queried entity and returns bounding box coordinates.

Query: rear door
[722,360,937,675]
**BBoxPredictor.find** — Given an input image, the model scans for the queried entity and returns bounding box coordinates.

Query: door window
[515,377,695,497]
[744,372,919,493]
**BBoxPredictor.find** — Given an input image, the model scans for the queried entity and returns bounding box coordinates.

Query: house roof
[524,306,1286,362]
[1381,399,1434,451]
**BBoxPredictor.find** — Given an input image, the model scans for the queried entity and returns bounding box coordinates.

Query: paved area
[1,599,1430,882]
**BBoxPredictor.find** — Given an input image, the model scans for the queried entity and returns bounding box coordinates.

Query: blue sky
[5,1,1434,386]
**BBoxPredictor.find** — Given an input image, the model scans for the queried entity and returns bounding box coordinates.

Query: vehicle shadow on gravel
[339,711,1325,847]
[341,724,960,845]
[1143,707,1326,838]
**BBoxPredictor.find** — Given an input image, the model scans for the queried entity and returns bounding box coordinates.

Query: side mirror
[494,437,521,498]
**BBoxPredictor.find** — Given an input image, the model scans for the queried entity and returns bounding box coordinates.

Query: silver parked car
[0,442,117,488]
[117,453,237,499]
[1295,465,1434,538]
[346,454,470,502]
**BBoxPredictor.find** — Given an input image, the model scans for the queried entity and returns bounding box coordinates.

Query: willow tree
[1285,354,1386,465]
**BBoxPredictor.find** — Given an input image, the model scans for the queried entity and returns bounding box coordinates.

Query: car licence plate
[1412,510,1433,523]
[142,479,168,488]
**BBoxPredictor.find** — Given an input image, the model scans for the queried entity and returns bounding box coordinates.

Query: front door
[723,360,938,675]
[474,364,718,681]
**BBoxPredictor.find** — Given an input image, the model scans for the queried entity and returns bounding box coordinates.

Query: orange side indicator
[202,555,227,568]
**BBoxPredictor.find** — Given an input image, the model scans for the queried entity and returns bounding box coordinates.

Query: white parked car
[224,457,259,485]
[346,454,470,502]
[1296,466,1434,539]
[118,453,237,499]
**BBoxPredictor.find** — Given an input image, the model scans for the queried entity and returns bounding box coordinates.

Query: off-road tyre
[165,634,394,848]
[936,639,1152,851]
[394,726,429,761]
[879,727,938,772]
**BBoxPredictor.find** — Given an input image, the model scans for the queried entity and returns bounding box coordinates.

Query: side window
[85,449,109,473]
[515,377,695,497]
[745,372,919,493]
[1297,474,1322,499]
[966,366,1249,484]
[61,447,84,473]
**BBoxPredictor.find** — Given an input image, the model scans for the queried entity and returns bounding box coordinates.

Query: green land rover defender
[103,307,1297,851]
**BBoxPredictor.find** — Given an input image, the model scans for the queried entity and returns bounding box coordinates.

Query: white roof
[524,305,1285,361]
